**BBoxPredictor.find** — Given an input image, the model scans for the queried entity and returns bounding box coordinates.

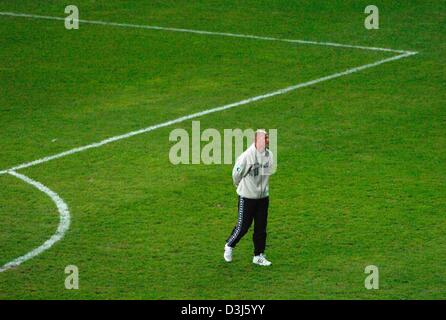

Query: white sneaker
[224,244,233,262]
[253,253,272,266]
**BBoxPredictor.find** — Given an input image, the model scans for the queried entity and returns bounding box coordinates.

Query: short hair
[255,129,267,137]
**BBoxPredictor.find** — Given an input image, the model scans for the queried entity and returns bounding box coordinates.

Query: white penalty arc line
[0,171,70,273]
[0,11,415,54]
[0,51,417,176]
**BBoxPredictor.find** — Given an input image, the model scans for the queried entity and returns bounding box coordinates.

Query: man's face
[256,132,269,151]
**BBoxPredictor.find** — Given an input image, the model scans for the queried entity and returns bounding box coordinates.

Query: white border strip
[0,51,417,176]
[0,11,415,54]
[0,171,70,273]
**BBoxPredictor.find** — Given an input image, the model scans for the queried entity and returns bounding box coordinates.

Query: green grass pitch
[0,0,444,299]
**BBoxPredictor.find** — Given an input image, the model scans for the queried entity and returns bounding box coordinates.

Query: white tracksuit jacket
[232,144,274,199]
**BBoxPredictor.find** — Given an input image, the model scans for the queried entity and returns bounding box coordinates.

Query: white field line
[0,11,416,54]
[0,171,70,273]
[0,51,417,176]
[0,11,417,271]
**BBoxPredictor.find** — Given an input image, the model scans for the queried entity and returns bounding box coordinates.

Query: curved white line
[0,171,70,272]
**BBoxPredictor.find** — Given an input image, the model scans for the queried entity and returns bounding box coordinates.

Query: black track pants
[226,196,269,256]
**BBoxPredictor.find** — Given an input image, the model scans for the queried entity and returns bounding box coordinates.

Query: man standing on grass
[224,129,274,266]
